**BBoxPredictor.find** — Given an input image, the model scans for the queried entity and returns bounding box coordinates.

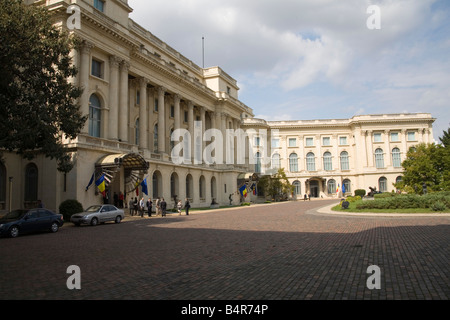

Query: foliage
[257,168,294,200]
[59,199,84,221]
[0,0,86,173]
[354,189,366,197]
[439,127,450,148]
[396,143,450,193]
[355,192,450,211]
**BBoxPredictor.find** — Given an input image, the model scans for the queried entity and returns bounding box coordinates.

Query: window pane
[407,132,416,141]
[323,152,332,171]
[91,59,102,78]
[306,153,315,171]
[339,136,348,145]
[289,138,296,147]
[391,132,399,142]
[322,137,330,146]
[375,148,384,168]
[289,153,298,172]
[306,138,314,147]
[272,139,280,148]
[392,148,401,168]
[340,151,349,170]
[374,133,382,142]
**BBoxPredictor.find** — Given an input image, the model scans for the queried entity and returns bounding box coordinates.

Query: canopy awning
[96,153,149,172]
[237,172,259,181]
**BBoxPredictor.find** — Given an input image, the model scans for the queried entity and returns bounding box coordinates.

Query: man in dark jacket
[184,198,190,215]
[161,198,167,217]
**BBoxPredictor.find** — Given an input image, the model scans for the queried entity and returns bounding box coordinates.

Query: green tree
[257,168,294,200]
[439,127,450,147]
[0,0,86,172]
[399,143,450,193]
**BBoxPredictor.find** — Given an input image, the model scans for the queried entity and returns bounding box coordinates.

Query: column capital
[120,60,130,71]
[158,86,166,96]
[173,93,181,103]
[109,55,122,67]
[139,77,149,87]
[80,40,94,54]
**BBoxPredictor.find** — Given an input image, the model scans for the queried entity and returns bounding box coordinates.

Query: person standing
[155,197,161,216]
[184,198,190,215]
[139,197,145,217]
[147,198,153,217]
[161,198,167,217]
[177,200,182,215]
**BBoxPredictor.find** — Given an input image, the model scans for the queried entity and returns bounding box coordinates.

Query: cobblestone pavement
[0,199,448,300]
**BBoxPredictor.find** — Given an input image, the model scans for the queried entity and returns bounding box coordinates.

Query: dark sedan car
[0,208,64,238]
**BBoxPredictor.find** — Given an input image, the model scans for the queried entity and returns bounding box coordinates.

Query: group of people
[128,197,191,217]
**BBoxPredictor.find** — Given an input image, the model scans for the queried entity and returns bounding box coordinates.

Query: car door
[21,210,41,233]
[38,209,53,230]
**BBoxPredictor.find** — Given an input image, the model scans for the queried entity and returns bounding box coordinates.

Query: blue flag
[85,172,95,191]
[342,183,346,194]
[140,178,148,196]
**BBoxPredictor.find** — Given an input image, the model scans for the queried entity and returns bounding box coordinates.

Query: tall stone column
[108,55,121,140]
[79,41,94,134]
[187,101,194,162]
[119,60,130,142]
[367,130,374,167]
[384,130,391,167]
[173,94,181,132]
[139,77,148,149]
[157,86,166,153]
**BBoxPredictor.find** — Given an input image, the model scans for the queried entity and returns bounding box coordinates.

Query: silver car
[70,205,124,226]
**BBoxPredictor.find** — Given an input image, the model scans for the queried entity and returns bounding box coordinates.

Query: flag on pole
[140,178,148,196]
[342,183,346,194]
[85,172,95,191]
[336,183,340,193]
[239,184,248,198]
[95,174,106,196]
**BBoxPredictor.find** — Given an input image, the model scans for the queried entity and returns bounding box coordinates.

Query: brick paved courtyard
[0,199,448,301]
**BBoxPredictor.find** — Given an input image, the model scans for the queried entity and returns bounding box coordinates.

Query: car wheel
[50,222,59,233]
[9,226,19,238]
[90,217,99,226]
[115,216,122,224]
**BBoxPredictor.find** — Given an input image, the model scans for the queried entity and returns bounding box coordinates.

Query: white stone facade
[0,1,435,212]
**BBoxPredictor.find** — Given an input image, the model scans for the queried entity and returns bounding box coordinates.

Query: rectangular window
[136,90,140,105]
[407,131,416,141]
[339,136,348,145]
[154,99,158,112]
[288,138,296,147]
[271,139,280,148]
[184,111,188,123]
[391,132,399,142]
[374,133,382,142]
[91,59,103,78]
[254,136,260,146]
[170,105,174,118]
[322,137,331,146]
[94,0,105,12]
[305,137,314,147]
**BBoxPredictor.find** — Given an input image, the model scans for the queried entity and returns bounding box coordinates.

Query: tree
[439,127,450,148]
[257,168,294,200]
[0,0,86,173]
[398,142,450,193]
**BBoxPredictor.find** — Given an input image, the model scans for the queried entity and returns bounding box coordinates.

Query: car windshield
[3,210,28,220]
[85,205,102,213]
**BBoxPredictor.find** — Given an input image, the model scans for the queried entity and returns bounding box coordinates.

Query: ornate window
[89,94,101,138]
[289,153,298,172]
[323,152,332,171]
[306,152,315,171]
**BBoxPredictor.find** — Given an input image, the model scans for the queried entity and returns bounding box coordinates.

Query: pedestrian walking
[161,198,167,217]
[184,198,190,215]
[129,198,134,216]
[177,200,182,215]
[133,197,138,215]
[147,198,153,217]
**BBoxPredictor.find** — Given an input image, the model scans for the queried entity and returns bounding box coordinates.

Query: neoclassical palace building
[0,0,435,212]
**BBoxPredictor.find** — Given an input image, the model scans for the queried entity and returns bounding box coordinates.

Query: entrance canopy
[96,153,149,172]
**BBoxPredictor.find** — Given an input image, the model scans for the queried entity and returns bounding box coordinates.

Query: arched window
[186,174,193,199]
[152,171,162,199]
[343,179,351,194]
[0,163,6,210]
[170,172,179,199]
[323,152,332,171]
[153,123,158,153]
[25,163,38,203]
[392,148,401,168]
[272,153,281,169]
[211,177,217,200]
[375,148,384,169]
[199,175,206,199]
[135,118,140,146]
[293,180,301,196]
[89,94,101,138]
[289,153,298,172]
[255,152,261,173]
[306,152,315,171]
[327,179,337,194]
[340,151,349,170]
[379,177,388,192]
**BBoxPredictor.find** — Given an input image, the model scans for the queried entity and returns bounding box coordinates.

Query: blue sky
[129,0,450,142]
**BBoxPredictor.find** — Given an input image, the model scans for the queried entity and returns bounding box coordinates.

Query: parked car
[0,208,64,238]
[70,205,125,226]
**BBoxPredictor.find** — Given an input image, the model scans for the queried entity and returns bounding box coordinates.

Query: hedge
[356,192,450,211]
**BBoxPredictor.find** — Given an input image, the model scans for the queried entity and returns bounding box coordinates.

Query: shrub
[59,199,84,221]
[241,202,251,206]
[431,201,447,212]
[355,189,366,197]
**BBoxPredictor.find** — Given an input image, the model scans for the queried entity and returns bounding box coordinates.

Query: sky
[128,0,450,142]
